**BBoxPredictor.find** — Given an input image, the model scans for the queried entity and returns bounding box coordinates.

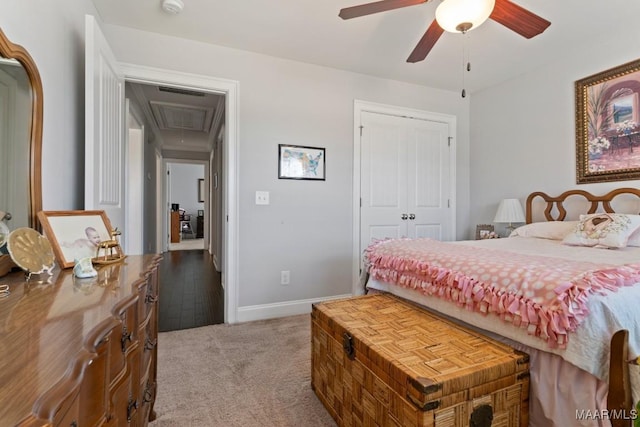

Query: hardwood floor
[158,249,224,332]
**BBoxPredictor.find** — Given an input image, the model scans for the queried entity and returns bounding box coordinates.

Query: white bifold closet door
[360,111,453,257]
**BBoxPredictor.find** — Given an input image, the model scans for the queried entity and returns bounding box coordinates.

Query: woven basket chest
[311,294,529,427]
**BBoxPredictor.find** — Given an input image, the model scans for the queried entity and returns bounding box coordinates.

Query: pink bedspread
[365,238,640,348]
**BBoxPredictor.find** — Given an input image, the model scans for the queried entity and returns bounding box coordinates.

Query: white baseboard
[236,294,353,323]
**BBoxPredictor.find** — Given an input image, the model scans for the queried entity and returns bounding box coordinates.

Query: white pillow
[509,221,579,240]
[562,213,640,248]
[628,228,640,247]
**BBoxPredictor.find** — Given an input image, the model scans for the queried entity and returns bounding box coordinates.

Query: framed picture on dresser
[37,210,114,268]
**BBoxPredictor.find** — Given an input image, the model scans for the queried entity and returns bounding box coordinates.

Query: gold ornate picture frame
[576,58,640,183]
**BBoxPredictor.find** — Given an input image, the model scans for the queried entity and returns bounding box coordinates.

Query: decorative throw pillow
[562,213,640,248]
[510,221,579,240]
[628,228,640,247]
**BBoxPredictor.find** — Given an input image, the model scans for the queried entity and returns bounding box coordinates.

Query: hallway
[158,249,224,332]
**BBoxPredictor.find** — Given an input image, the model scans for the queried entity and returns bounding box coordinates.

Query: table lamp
[493,198,525,235]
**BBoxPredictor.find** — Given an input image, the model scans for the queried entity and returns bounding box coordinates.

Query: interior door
[360,111,452,258]
[360,112,409,255]
[85,14,126,239]
[406,119,451,240]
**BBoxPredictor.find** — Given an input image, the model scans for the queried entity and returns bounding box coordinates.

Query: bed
[363,188,640,427]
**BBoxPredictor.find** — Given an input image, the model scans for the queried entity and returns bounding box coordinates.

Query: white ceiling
[92,0,640,95]
[126,81,224,154]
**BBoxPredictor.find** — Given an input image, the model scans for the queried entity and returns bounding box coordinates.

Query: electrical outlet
[280,270,290,285]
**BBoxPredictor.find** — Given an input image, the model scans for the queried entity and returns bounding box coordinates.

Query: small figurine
[73,257,98,279]
[93,228,126,265]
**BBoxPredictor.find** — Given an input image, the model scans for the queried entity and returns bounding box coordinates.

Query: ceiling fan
[339,0,551,63]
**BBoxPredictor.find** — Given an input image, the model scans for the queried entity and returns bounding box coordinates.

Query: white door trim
[352,100,457,295]
[125,99,145,255]
[155,149,163,253]
[163,158,209,246]
[120,63,240,324]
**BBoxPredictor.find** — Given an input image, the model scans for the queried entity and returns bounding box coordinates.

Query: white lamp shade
[435,0,496,33]
[493,198,525,224]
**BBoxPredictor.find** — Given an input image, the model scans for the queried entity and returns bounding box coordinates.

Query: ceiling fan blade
[490,0,551,39]
[407,19,444,63]
[339,0,428,20]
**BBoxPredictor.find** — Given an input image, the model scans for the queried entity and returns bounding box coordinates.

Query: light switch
[255,191,270,205]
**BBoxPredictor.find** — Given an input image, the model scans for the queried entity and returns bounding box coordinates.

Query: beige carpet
[150,315,337,426]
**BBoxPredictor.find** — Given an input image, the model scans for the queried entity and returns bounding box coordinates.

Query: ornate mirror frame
[0,28,43,230]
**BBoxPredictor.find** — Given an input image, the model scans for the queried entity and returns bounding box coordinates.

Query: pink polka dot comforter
[365,237,640,349]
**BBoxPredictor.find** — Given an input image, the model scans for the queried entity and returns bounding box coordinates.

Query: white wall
[168,162,205,218]
[470,24,640,236]
[1,0,98,211]
[126,90,161,254]
[101,24,471,308]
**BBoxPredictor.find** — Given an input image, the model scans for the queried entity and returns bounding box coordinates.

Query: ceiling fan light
[435,0,496,33]
[161,0,184,14]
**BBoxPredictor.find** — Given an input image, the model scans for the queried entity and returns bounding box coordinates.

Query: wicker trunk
[311,294,529,427]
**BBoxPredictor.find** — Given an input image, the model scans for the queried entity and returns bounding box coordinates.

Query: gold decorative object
[92,228,126,265]
[6,227,55,277]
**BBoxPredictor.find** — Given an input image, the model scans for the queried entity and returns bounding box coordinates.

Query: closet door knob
[409,214,416,220]
[401,214,408,220]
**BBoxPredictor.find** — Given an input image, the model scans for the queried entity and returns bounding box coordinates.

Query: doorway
[121,64,239,324]
[166,160,207,251]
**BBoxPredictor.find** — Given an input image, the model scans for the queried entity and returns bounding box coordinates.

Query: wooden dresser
[0,254,162,426]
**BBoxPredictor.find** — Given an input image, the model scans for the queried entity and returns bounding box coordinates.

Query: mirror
[0,28,43,231]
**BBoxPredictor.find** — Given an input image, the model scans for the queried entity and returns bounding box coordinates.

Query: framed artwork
[475,224,495,240]
[197,209,204,217]
[37,210,115,268]
[198,178,205,202]
[278,144,325,180]
[576,58,640,183]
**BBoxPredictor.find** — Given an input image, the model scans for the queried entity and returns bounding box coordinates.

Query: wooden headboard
[525,187,640,223]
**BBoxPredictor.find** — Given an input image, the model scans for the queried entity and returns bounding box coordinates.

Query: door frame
[163,159,209,247]
[120,63,240,324]
[352,100,457,295]
[125,98,145,255]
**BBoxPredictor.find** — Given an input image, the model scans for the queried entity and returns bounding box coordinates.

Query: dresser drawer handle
[127,398,138,421]
[143,388,154,404]
[145,294,158,304]
[121,329,132,353]
[70,422,78,427]
[145,337,157,351]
